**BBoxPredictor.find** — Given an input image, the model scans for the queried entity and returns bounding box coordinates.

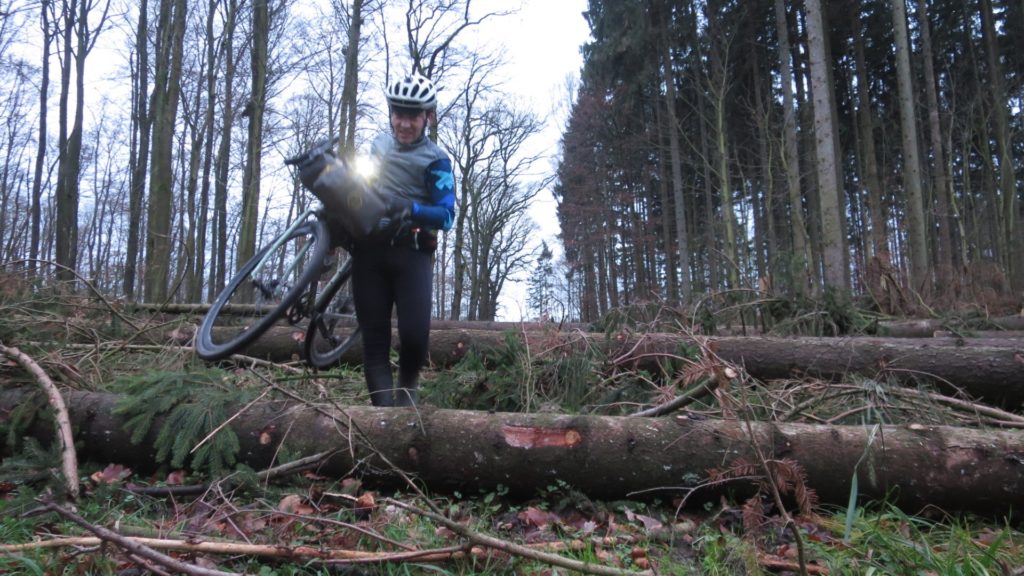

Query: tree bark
[210,0,238,300]
[891,0,931,294]
[980,0,1021,291]
[659,0,691,298]
[236,0,270,287]
[4,387,1023,514]
[916,0,954,283]
[144,0,187,302]
[774,0,810,296]
[851,17,887,259]
[54,0,79,284]
[803,0,846,295]
[185,327,1024,407]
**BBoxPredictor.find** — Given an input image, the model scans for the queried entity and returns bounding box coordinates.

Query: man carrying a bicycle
[302,72,455,407]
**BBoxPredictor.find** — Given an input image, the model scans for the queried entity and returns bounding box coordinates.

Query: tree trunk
[774,0,810,296]
[144,0,187,302]
[876,315,1024,337]
[803,0,846,295]
[704,3,738,290]
[5,387,1023,514]
[654,103,678,301]
[660,0,690,299]
[852,25,888,259]
[891,0,931,295]
[916,0,954,286]
[30,0,52,274]
[124,0,151,300]
[210,0,238,300]
[980,0,1022,292]
[54,0,79,285]
[187,327,1024,407]
[339,0,363,155]
[237,0,270,287]
[191,0,220,304]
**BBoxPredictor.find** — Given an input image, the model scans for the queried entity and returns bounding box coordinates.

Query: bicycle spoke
[196,219,330,360]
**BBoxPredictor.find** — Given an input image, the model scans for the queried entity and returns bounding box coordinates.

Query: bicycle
[194,138,361,368]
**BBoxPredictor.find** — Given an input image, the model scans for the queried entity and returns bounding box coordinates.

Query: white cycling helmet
[386,73,437,110]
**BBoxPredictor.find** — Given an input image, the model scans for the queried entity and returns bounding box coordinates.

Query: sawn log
[190,327,1024,407]
[876,315,1024,337]
[3,387,1023,515]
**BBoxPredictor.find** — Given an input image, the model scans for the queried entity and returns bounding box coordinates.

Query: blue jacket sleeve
[411,157,456,231]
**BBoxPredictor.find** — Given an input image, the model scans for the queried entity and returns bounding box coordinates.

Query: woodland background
[0,0,1021,323]
[556,0,1023,322]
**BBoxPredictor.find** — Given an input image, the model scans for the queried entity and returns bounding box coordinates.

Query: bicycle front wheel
[195,219,331,361]
[305,258,361,368]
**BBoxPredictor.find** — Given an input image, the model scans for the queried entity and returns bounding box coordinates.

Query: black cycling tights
[351,244,433,407]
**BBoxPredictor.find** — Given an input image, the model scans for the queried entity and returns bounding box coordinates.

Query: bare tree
[123,0,150,299]
[443,100,546,320]
[440,52,501,319]
[30,0,51,273]
[339,0,364,154]
[209,0,239,299]
[53,0,111,285]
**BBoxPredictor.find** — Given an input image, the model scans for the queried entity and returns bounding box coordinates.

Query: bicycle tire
[195,219,331,361]
[305,258,362,368]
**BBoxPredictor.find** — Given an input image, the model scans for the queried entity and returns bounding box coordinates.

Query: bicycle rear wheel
[305,258,362,368]
[195,219,331,361]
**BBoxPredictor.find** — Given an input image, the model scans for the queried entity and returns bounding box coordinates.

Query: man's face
[391,106,429,145]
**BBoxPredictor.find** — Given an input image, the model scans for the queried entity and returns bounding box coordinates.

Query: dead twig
[633,376,716,417]
[38,499,237,576]
[0,532,464,564]
[385,497,653,576]
[0,345,79,500]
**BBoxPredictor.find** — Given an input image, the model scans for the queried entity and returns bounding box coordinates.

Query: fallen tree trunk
[127,303,587,332]
[3,387,1022,515]
[876,315,1024,337]
[188,327,1024,407]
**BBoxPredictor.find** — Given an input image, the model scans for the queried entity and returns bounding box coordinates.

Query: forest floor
[2,287,1024,575]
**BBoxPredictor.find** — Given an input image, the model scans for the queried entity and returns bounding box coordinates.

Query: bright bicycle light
[353,155,378,180]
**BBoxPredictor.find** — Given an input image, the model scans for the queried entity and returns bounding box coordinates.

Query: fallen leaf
[279,494,315,515]
[517,506,560,529]
[435,526,457,540]
[355,491,376,511]
[167,327,191,343]
[165,470,187,486]
[258,425,276,445]
[623,507,663,531]
[91,463,132,485]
